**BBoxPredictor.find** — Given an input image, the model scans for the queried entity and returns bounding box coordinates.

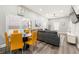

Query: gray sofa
[37,30,60,47]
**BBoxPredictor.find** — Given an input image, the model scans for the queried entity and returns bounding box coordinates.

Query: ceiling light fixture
[46,13,48,16]
[60,10,63,12]
[39,8,43,11]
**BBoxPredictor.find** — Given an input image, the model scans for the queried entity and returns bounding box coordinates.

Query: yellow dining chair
[10,33,24,53]
[25,31,37,53]
[13,29,19,34]
[24,28,30,33]
[4,32,10,52]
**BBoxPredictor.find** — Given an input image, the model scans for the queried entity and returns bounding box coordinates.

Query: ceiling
[24,5,77,19]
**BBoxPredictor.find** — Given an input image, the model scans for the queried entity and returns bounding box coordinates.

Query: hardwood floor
[32,34,79,54]
[0,34,79,54]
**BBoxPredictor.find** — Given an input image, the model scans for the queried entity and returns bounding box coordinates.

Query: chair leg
[29,46,33,53]
[34,42,37,49]
[5,47,9,54]
[5,47,7,53]
[32,46,34,53]
[22,49,23,54]
[10,50,12,54]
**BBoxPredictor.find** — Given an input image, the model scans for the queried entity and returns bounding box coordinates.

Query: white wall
[0,6,5,45]
[68,13,79,36]
[0,5,48,45]
[0,6,17,45]
[26,10,48,29]
[48,17,69,32]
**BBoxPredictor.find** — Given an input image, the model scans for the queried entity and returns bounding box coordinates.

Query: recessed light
[39,8,43,11]
[60,10,63,13]
[46,13,48,16]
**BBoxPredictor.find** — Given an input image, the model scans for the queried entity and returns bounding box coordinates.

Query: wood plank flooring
[32,34,79,54]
